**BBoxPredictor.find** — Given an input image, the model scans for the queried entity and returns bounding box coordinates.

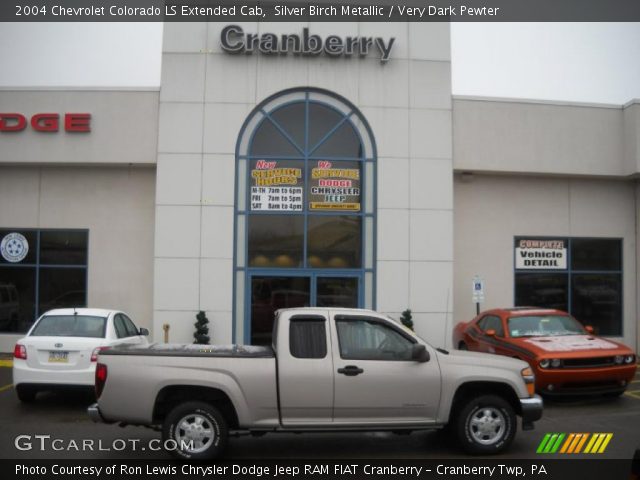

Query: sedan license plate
[49,351,69,363]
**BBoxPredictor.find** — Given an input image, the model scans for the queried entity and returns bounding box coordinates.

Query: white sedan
[13,308,149,402]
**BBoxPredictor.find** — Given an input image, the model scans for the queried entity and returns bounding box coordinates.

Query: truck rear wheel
[162,401,228,460]
[454,394,516,455]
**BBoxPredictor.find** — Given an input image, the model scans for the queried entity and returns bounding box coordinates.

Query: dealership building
[0,22,638,354]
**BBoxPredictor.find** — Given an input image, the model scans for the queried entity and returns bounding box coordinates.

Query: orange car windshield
[508,315,585,338]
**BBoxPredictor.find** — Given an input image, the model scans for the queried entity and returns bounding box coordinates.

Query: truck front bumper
[520,395,543,431]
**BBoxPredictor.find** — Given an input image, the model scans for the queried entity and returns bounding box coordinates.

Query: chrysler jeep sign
[221,25,395,63]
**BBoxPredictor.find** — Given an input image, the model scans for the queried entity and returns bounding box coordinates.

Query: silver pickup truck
[89,308,542,459]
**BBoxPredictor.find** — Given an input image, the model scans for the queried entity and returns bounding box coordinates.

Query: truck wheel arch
[153,385,240,429]
[448,381,521,422]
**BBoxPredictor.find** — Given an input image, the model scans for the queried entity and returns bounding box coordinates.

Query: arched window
[233,88,376,344]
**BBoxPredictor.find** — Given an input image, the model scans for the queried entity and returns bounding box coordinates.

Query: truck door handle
[337,365,364,376]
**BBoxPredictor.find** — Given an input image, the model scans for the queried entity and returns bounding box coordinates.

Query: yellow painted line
[625,391,640,399]
[0,384,13,393]
[0,360,13,368]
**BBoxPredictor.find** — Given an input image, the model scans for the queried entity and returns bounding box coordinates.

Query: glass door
[250,276,311,345]
[315,276,359,308]
[248,274,361,345]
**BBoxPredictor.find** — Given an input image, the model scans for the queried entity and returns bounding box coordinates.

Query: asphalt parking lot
[0,360,638,460]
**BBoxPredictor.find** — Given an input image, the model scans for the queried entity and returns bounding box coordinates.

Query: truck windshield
[508,315,585,338]
[30,315,107,338]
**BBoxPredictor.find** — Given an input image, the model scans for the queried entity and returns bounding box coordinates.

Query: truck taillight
[13,344,27,360]
[91,346,110,362]
[95,363,107,398]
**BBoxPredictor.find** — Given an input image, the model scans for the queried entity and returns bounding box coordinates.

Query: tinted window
[38,268,86,314]
[250,118,300,156]
[30,315,106,338]
[289,318,327,359]
[478,315,504,336]
[121,314,139,337]
[336,318,414,361]
[316,277,358,308]
[307,216,361,268]
[40,231,88,265]
[248,215,304,268]
[0,269,35,333]
[113,314,129,339]
[0,229,88,333]
[571,274,622,335]
[571,239,622,271]
[515,273,568,311]
[515,236,623,336]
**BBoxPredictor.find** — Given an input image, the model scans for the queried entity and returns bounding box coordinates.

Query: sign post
[472,276,485,315]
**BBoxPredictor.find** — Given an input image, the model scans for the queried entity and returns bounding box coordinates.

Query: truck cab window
[289,318,327,359]
[336,319,414,361]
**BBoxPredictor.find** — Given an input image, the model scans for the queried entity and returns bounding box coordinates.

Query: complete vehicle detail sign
[515,239,567,270]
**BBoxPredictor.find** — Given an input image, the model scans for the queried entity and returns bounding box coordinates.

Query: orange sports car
[453,307,637,396]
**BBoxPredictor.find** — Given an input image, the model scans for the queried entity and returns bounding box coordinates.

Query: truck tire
[454,394,516,455]
[162,401,228,460]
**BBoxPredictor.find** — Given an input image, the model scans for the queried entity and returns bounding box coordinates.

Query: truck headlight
[551,358,561,368]
[539,359,550,369]
[614,355,624,364]
[624,355,635,364]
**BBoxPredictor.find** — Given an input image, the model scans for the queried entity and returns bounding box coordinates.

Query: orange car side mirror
[585,325,594,334]
[485,329,497,337]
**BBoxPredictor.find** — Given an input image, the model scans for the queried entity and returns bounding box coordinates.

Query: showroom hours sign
[250,160,361,212]
[251,160,303,211]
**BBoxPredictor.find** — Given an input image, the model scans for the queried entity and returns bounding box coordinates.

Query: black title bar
[3,0,640,22]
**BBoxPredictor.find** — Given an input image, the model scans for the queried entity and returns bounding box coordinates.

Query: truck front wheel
[454,394,516,455]
[162,401,228,460]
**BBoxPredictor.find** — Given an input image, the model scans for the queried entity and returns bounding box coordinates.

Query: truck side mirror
[485,329,496,337]
[411,344,430,363]
[585,325,594,334]
[139,327,150,336]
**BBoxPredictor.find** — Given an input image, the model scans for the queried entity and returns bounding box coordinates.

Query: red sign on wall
[0,113,91,133]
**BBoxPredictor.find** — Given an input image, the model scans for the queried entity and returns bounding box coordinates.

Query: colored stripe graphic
[538,433,613,454]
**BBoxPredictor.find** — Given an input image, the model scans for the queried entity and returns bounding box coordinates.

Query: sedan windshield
[30,315,106,338]
[508,315,585,338]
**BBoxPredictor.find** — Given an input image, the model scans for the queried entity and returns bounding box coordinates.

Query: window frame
[113,314,129,339]
[233,88,377,344]
[288,315,328,359]
[477,314,505,337]
[0,228,89,331]
[334,315,416,362]
[514,236,623,336]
